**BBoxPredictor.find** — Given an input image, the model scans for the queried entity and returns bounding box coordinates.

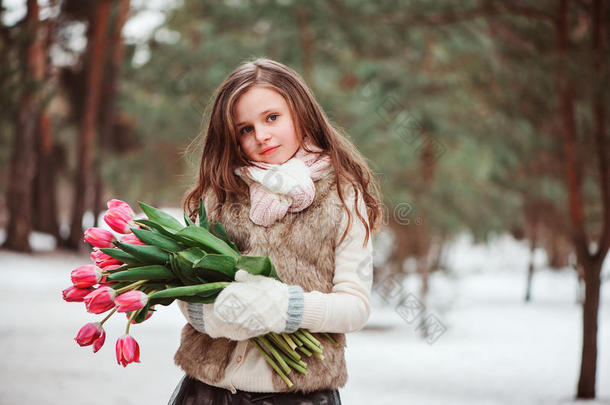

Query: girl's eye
[267,114,278,122]
[240,125,253,135]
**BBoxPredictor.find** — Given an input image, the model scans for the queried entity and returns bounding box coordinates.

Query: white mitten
[183,270,304,341]
[214,269,289,334]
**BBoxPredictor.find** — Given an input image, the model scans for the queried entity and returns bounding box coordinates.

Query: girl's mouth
[261,146,280,155]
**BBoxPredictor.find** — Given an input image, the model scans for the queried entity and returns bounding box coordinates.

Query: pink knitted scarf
[234,139,332,227]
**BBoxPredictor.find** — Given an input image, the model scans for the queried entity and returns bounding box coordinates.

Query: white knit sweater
[177,188,373,393]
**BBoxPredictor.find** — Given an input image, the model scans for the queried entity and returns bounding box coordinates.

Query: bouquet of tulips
[63,199,337,387]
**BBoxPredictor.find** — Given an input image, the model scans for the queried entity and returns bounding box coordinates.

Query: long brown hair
[183,57,383,246]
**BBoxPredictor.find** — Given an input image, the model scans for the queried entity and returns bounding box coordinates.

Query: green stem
[268,333,302,362]
[295,330,323,354]
[281,332,298,350]
[125,311,137,334]
[251,338,293,388]
[257,336,291,375]
[291,333,304,347]
[322,332,339,347]
[115,279,148,295]
[297,346,312,357]
[300,330,322,348]
[283,355,309,375]
[100,307,118,326]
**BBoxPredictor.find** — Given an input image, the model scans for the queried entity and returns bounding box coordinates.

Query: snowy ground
[0,232,609,405]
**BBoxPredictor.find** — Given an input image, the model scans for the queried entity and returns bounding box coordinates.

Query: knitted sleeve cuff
[284,285,304,333]
[186,302,206,334]
[300,291,327,332]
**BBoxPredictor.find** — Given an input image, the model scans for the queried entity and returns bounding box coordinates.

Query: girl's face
[234,86,300,165]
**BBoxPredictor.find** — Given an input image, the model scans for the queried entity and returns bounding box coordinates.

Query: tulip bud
[93,329,106,353]
[90,249,122,269]
[62,285,94,302]
[71,265,102,288]
[101,264,122,271]
[84,228,116,249]
[104,206,136,234]
[75,322,104,347]
[119,233,145,245]
[116,335,141,367]
[114,290,148,313]
[83,287,117,314]
[107,199,135,216]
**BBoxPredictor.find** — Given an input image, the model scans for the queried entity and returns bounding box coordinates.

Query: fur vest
[173,168,350,393]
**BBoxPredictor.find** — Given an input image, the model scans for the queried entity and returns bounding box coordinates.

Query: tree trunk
[32,15,60,241]
[524,236,536,302]
[554,0,608,398]
[576,0,608,397]
[32,112,60,239]
[93,0,130,227]
[3,0,43,252]
[577,258,602,398]
[67,0,112,249]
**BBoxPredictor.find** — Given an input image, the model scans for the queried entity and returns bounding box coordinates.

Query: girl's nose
[253,125,271,143]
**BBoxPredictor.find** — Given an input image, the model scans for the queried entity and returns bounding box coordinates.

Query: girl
[169,57,382,404]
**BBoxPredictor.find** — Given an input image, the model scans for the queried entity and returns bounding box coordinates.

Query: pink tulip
[114,290,148,313]
[119,233,145,245]
[62,285,94,302]
[126,309,154,324]
[90,248,110,262]
[83,287,116,314]
[71,265,102,288]
[116,335,141,367]
[84,227,116,249]
[75,322,104,348]
[90,249,122,268]
[93,329,106,353]
[107,199,135,215]
[98,258,122,269]
[104,206,136,234]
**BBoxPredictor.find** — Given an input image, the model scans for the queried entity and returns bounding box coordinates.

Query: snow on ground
[0,232,609,405]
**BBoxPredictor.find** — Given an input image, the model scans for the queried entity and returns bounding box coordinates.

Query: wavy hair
[183,57,382,246]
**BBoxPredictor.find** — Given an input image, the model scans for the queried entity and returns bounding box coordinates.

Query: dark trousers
[168,375,342,405]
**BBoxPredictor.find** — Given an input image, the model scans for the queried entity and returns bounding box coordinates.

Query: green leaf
[107,265,175,281]
[175,295,217,304]
[193,254,237,280]
[198,198,210,229]
[138,201,184,231]
[132,305,153,324]
[99,248,142,265]
[236,256,281,280]
[184,212,195,227]
[192,267,234,282]
[177,246,207,265]
[173,252,202,285]
[148,282,230,299]
[134,219,195,245]
[131,227,182,252]
[210,222,240,253]
[176,226,239,259]
[155,297,176,306]
[167,253,191,285]
[115,242,169,265]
